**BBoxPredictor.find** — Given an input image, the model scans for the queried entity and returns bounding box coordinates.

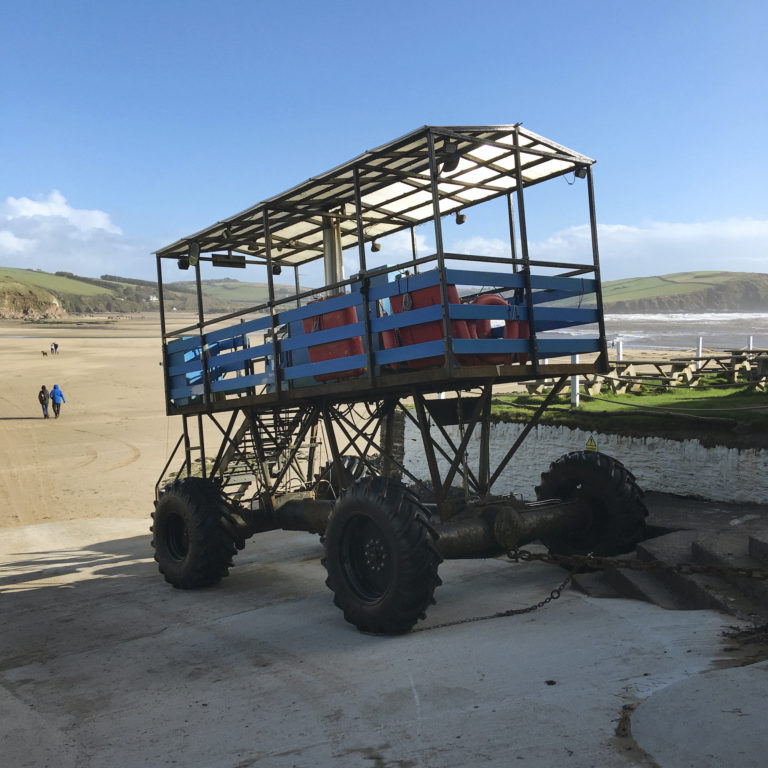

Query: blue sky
[1,0,766,285]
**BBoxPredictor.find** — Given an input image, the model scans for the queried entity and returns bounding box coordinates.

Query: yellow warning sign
[585,436,597,452]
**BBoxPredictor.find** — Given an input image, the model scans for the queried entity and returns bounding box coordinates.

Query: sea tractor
[151,125,647,634]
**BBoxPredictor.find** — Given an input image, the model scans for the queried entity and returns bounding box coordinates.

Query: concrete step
[601,553,690,610]
[570,571,621,599]
[691,532,768,606]
[637,532,767,621]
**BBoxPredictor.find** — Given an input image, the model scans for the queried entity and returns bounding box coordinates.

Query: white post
[571,354,580,408]
[748,336,754,351]
[696,336,703,370]
[616,340,623,361]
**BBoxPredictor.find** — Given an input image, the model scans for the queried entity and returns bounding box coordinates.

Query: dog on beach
[41,350,48,357]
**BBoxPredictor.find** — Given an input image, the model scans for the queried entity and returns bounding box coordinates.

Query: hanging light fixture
[455,211,466,225]
[440,140,460,174]
[371,239,381,252]
[187,241,200,267]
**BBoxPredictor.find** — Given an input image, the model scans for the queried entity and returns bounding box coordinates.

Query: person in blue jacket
[50,384,66,418]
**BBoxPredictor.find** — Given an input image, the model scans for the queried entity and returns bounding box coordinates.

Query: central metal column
[323,217,344,288]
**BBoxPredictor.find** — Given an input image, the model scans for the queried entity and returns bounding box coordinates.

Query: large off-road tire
[151,477,244,589]
[323,476,442,634]
[314,455,367,501]
[535,451,648,557]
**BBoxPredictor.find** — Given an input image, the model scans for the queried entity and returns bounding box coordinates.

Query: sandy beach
[0,315,689,530]
[0,315,172,529]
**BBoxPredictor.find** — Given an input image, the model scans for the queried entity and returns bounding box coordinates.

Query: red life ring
[471,293,528,364]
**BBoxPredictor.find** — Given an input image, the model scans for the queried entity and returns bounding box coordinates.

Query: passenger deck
[164,257,605,415]
[154,124,609,416]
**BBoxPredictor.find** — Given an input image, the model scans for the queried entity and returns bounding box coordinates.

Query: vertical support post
[197,412,207,478]
[193,258,209,405]
[571,354,580,409]
[293,266,301,309]
[697,336,703,369]
[263,208,282,395]
[748,335,754,351]
[512,126,539,375]
[156,255,172,414]
[426,129,454,377]
[182,414,192,477]
[478,383,492,497]
[353,167,375,385]
[156,255,168,344]
[616,340,623,361]
[245,409,275,516]
[585,166,609,374]
[380,397,398,479]
[506,192,518,272]
[322,406,346,492]
[412,391,444,511]
[410,226,419,273]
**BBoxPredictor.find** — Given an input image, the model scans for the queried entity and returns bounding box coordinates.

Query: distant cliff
[0,277,66,319]
[0,267,298,318]
[601,271,768,313]
[2,267,767,318]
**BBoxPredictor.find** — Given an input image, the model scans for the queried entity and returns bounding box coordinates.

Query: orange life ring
[471,294,528,364]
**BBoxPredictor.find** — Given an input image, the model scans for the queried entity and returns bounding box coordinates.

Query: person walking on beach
[38,385,50,419]
[50,384,66,418]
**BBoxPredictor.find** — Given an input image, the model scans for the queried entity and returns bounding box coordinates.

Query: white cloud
[0,230,32,254]
[529,218,768,280]
[2,193,765,286]
[0,191,151,278]
[4,190,121,234]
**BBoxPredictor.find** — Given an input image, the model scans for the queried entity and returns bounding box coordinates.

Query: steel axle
[237,495,590,560]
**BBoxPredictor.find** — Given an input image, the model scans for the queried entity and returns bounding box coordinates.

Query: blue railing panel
[369,270,441,301]
[204,315,271,345]
[278,292,362,325]
[167,336,202,354]
[284,353,367,381]
[529,275,596,293]
[370,304,444,332]
[374,340,444,366]
[444,269,526,289]
[206,343,273,372]
[282,321,365,352]
[209,372,272,393]
[448,303,515,321]
[167,357,204,377]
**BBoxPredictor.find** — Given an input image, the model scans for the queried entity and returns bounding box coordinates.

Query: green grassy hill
[601,271,768,312]
[0,268,296,318]
[1,267,766,319]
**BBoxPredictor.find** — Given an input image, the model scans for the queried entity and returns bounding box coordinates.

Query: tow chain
[416,547,768,633]
[511,548,768,582]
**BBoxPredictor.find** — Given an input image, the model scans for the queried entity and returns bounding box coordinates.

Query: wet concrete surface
[1,497,767,768]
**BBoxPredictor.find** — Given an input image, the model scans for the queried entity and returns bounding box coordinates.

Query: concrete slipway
[2,513,766,768]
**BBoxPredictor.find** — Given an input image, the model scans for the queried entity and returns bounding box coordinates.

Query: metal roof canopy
[155,125,595,268]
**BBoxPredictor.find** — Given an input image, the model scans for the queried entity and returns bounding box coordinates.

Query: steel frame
[153,125,607,522]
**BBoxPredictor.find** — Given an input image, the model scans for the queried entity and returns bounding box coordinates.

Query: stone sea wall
[403,420,768,504]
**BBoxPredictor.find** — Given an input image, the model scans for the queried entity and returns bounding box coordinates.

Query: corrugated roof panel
[156,125,594,260]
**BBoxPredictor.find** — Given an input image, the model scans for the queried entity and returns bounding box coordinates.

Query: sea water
[605,312,768,352]
[537,312,768,352]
